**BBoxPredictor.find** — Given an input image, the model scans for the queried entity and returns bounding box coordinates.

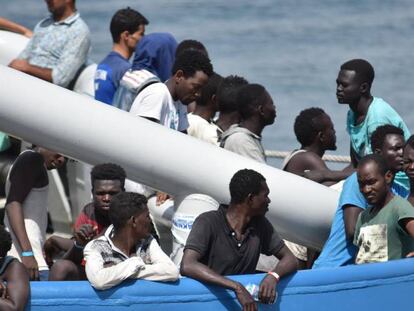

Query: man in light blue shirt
[9,0,90,89]
[336,59,410,190]
[313,125,408,268]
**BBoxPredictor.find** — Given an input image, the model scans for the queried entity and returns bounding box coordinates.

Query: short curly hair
[91,163,126,190]
[0,225,12,257]
[294,107,326,146]
[109,192,148,229]
[340,59,375,85]
[176,39,208,57]
[229,169,266,204]
[370,124,404,151]
[216,75,249,113]
[405,135,414,149]
[110,7,148,43]
[172,49,213,78]
[196,72,223,106]
[358,154,389,176]
[237,84,268,119]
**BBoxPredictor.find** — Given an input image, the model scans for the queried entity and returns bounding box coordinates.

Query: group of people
[1,1,414,310]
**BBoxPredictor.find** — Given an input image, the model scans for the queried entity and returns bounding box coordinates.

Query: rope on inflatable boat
[265,150,351,163]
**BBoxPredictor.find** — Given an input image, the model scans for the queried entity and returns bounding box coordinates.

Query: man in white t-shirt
[187,73,223,145]
[129,49,213,132]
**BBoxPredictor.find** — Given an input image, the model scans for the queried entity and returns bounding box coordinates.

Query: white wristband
[267,271,280,282]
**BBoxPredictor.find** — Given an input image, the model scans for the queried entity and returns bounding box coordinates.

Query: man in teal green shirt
[354,154,414,263]
[336,58,410,190]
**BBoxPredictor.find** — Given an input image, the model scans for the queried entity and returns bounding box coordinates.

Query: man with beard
[313,125,409,268]
[282,108,352,269]
[354,154,414,264]
[220,84,276,163]
[181,169,297,310]
[283,107,352,186]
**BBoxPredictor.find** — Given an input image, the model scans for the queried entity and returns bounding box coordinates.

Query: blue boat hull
[27,258,414,310]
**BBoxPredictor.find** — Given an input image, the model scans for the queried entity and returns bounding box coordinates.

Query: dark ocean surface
[3,0,414,168]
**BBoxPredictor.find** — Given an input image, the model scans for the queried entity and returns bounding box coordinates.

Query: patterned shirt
[84,225,178,290]
[18,12,90,88]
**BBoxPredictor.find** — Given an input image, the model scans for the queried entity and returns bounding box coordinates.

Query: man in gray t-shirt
[220,83,276,163]
[181,169,297,310]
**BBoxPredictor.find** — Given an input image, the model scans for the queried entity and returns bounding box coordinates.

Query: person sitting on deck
[181,169,297,310]
[8,0,90,89]
[112,32,177,112]
[354,154,414,263]
[283,107,352,186]
[220,83,276,163]
[0,225,29,311]
[84,192,179,290]
[47,163,126,280]
[215,75,248,136]
[94,7,149,105]
[336,58,410,190]
[187,72,223,145]
[313,125,409,269]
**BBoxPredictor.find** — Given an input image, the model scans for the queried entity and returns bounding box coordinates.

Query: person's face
[250,181,271,216]
[92,180,122,215]
[403,145,414,180]
[175,70,209,105]
[40,148,65,170]
[45,0,68,16]
[260,91,277,126]
[126,25,145,52]
[319,113,337,151]
[357,161,392,205]
[378,134,404,172]
[336,69,362,104]
[132,207,152,240]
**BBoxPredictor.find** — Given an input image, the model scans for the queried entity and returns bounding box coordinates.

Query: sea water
[3,0,414,168]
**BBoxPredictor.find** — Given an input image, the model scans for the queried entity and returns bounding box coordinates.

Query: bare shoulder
[3,259,29,282]
[286,151,326,173]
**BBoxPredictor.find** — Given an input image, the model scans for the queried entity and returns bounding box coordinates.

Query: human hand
[74,224,98,247]
[0,280,7,299]
[156,192,171,206]
[23,29,32,38]
[406,252,414,258]
[21,255,39,281]
[258,274,278,304]
[235,283,257,311]
[8,59,30,72]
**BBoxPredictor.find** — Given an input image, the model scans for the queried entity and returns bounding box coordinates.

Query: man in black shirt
[181,169,297,310]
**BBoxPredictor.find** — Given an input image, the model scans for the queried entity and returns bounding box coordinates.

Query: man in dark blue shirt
[94,8,148,105]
